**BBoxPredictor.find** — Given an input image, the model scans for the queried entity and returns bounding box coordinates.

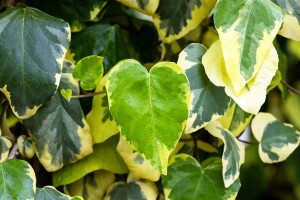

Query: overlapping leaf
[205,121,245,188]
[35,186,82,200]
[106,60,190,174]
[0,136,11,163]
[214,0,284,94]
[70,23,129,72]
[53,135,128,187]
[153,0,216,43]
[117,0,159,15]
[17,135,35,159]
[177,43,230,133]
[86,74,119,144]
[0,7,70,119]
[202,40,278,114]
[23,74,93,172]
[0,159,36,200]
[251,112,300,163]
[29,0,107,32]
[162,154,241,200]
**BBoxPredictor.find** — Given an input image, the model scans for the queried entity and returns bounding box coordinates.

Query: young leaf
[35,186,83,200]
[214,0,284,94]
[202,40,278,114]
[73,56,104,91]
[67,170,115,200]
[23,74,93,172]
[17,135,35,159]
[0,136,12,163]
[205,121,245,188]
[0,7,70,119]
[86,74,119,144]
[177,43,230,133]
[162,154,241,200]
[116,0,159,15]
[60,89,73,102]
[106,59,190,174]
[153,0,216,43]
[53,135,128,187]
[117,136,160,182]
[228,104,253,136]
[0,159,36,200]
[251,112,300,163]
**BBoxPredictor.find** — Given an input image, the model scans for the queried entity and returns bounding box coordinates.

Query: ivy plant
[0,0,300,199]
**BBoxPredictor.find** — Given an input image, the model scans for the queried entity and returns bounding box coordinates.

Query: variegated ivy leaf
[202,40,278,114]
[251,112,300,163]
[153,0,217,43]
[23,73,93,172]
[117,136,160,182]
[0,159,36,200]
[0,136,11,163]
[162,154,241,200]
[205,121,245,188]
[73,56,104,91]
[17,135,35,159]
[67,170,115,200]
[29,0,107,32]
[106,59,190,174]
[35,186,82,200]
[53,135,128,187]
[0,7,70,119]
[117,0,159,15]
[272,0,300,41]
[177,43,230,133]
[86,74,119,144]
[214,0,284,94]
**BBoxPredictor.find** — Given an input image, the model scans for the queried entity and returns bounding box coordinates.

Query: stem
[8,143,18,159]
[281,80,300,96]
[71,90,106,99]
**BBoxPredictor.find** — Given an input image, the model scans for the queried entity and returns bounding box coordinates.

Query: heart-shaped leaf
[106,59,190,174]
[60,89,73,102]
[35,186,82,200]
[0,7,70,119]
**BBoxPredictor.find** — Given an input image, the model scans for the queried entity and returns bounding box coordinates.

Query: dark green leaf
[35,186,83,200]
[0,136,11,162]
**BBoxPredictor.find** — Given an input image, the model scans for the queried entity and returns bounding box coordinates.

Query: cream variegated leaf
[0,136,12,163]
[116,0,159,15]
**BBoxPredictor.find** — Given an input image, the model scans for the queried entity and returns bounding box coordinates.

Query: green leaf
[86,74,119,144]
[0,136,11,163]
[53,135,128,187]
[28,0,107,32]
[228,104,253,136]
[70,23,129,72]
[67,170,115,200]
[60,89,73,102]
[23,74,93,172]
[162,154,241,200]
[205,121,245,188]
[0,7,70,119]
[214,0,284,94]
[284,84,300,130]
[117,0,159,15]
[153,0,216,43]
[177,43,230,133]
[73,56,104,91]
[17,135,35,159]
[106,59,190,174]
[0,159,36,200]
[35,186,83,200]
[202,40,278,114]
[251,112,300,163]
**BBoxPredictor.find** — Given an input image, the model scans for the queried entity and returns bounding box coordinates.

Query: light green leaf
[284,83,300,130]
[177,43,230,133]
[205,121,245,188]
[214,0,284,94]
[251,112,300,163]
[28,0,107,32]
[53,135,128,187]
[67,170,115,200]
[86,74,119,144]
[60,89,73,102]
[73,56,104,91]
[162,154,241,200]
[17,135,35,159]
[35,186,82,200]
[106,59,190,174]
[70,23,129,72]
[0,159,36,200]
[23,74,93,172]
[0,7,70,119]
[153,0,217,43]
[228,104,253,136]
[0,136,11,163]
[117,0,159,15]
[272,0,300,41]
[117,136,160,182]
[202,40,278,114]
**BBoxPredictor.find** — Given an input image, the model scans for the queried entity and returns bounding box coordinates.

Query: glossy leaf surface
[35,186,82,200]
